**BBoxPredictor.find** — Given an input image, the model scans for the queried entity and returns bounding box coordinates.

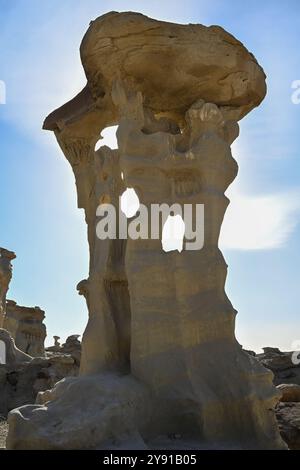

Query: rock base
[7,373,151,450]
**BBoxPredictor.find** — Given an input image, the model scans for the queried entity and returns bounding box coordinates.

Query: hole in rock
[0,340,6,364]
[121,188,140,218]
[104,278,131,373]
[162,215,185,253]
[95,125,118,151]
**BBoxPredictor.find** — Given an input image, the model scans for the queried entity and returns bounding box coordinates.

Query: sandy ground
[0,420,8,449]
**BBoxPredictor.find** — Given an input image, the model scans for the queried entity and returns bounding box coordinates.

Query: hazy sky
[0,0,299,351]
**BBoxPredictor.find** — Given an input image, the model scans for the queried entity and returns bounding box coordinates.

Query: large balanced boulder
[277,384,300,403]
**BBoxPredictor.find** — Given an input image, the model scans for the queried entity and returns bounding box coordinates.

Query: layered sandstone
[0,248,16,328]
[7,12,286,450]
[4,301,46,357]
[0,329,31,365]
[46,334,82,365]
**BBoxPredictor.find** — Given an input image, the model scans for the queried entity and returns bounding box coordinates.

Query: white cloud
[220,184,300,250]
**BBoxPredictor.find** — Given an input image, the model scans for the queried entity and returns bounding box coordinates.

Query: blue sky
[0,0,299,350]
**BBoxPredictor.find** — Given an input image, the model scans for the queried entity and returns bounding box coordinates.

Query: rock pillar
[7,12,286,450]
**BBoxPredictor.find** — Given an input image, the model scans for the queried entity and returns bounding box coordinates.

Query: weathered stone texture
[7,12,286,450]
[0,330,79,418]
[0,248,16,328]
[276,403,300,450]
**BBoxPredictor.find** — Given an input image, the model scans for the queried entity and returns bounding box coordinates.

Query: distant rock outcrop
[276,403,300,450]
[46,334,81,366]
[0,246,81,422]
[251,347,300,386]
[0,248,47,356]
[0,329,31,365]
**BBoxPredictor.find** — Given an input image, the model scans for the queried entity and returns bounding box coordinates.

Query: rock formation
[276,403,300,450]
[0,329,79,418]
[7,12,286,450]
[246,350,300,450]
[250,347,300,386]
[0,249,47,356]
[0,248,16,328]
[0,416,8,450]
[46,336,61,353]
[277,384,300,402]
[4,300,46,357]
[0,329,31,365]
[53,336,60,349]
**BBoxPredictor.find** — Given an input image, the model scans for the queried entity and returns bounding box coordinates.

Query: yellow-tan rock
[4,300,46,357]
[0,248,16,328]
[7,12,286,450]
[277,384,300,403]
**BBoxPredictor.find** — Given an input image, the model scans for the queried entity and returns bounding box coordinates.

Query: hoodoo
[7,12,286,450]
